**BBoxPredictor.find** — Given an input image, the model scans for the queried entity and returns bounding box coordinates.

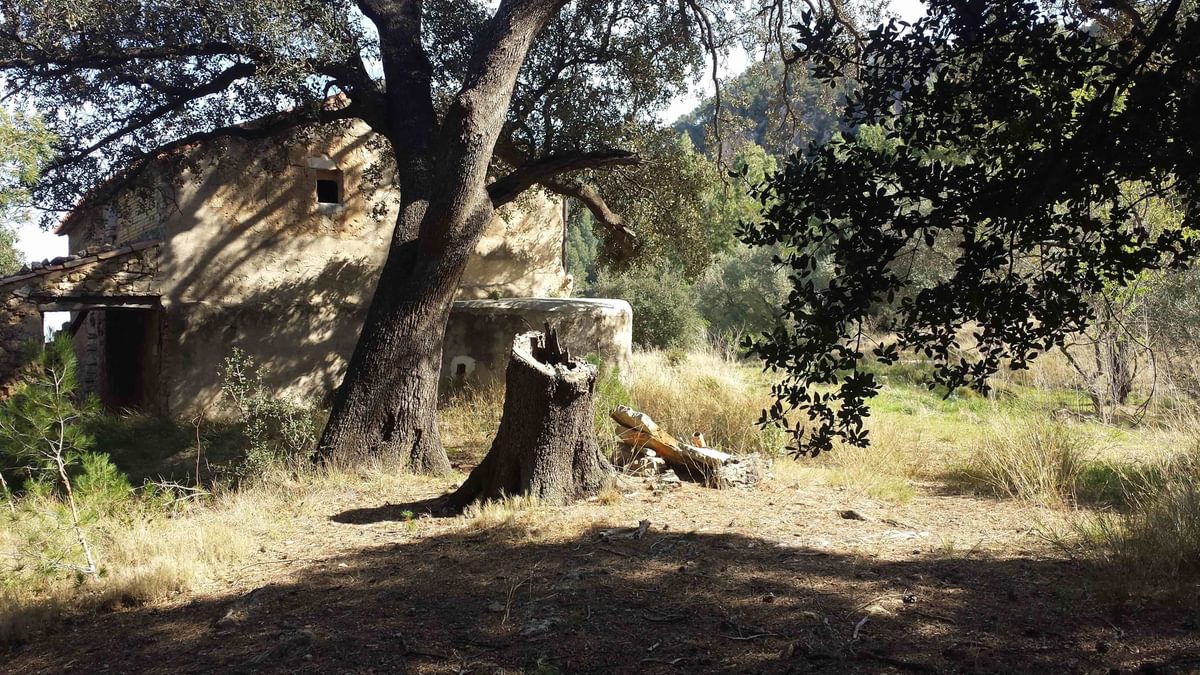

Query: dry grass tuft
[819,426,921,503]
[595,484,624,505]
[623,347,785,457]
[440,345,785,464]
[1061,445,1200,600]
[460,493,543,535]
[948,419,1090,507]
[0,466,436,645]
[0,592,64,646]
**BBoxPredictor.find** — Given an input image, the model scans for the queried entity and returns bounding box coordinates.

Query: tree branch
[540,176,637,258]
[50,62,261,169]
[419,0,570,249]
[0,38,266,71]
[487,149,640,207]
[494,131,637,257]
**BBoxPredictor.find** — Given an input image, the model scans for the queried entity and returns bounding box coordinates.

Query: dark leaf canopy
[0,0,776,228]
[1,0,880,249]
[743,0,1200,455]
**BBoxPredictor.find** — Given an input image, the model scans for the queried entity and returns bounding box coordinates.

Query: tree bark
[314,207,483,472]
[445,328,613,510]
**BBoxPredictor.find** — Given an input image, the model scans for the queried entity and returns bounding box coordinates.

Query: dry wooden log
[614,425,729,472]
[611,407,723,458]
[611,405,734,475]
[609,405,767,487]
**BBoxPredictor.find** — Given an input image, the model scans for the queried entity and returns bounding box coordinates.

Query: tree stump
[445,327,613,510]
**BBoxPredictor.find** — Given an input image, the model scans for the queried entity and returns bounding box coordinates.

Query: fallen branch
[609,406,767,487]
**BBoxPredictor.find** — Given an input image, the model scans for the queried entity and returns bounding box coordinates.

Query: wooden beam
[35,295,161,312]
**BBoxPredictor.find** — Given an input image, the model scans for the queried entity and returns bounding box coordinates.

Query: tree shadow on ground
[5,518,1199,674]
[331,495,457,523]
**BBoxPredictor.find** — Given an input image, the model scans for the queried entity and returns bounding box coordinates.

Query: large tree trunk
[314,211,479,473]
[445,328,613,510]
[315,0,571,472]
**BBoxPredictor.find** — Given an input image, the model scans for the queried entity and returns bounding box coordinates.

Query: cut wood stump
[445,326,614,510]
[610,405,767,488]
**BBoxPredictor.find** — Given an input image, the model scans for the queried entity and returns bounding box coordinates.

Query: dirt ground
[4,470,1199,674]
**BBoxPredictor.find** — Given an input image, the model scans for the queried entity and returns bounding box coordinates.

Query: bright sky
[10,0,927,265]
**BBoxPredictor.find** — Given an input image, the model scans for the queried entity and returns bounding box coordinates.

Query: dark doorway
[101,309,160,412]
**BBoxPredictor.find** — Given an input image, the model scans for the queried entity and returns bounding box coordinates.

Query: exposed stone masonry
[0,241,161,395]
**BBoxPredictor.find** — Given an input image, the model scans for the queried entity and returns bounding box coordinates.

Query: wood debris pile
[609,405,767,488]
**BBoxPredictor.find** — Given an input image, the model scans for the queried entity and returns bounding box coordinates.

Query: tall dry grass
[0,464,450,644]
[0,482,282,643]
[1073,475,1200,600]
[948,419,1090,507]
[621,347,786,456]
[439,344,787,463]
[440,383,506,460]
[7,344,1199,644]
[818,425,923,502]
[1059,423,1200,600]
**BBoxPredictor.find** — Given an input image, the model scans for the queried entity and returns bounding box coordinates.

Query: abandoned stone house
[0,121,632,414]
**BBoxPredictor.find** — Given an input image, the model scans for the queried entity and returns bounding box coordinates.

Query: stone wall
[0,291,42,396]
[0,243,160,396]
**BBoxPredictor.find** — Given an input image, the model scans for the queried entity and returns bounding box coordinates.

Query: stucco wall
[51,122,592,415]
[64,121,569,304]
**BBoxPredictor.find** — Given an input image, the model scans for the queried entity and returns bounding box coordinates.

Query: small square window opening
[316,178,340,204]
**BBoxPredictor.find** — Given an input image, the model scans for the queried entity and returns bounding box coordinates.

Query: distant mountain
[674,58,841,158]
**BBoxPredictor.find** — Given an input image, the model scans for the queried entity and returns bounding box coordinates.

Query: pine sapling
[0,337,100,578]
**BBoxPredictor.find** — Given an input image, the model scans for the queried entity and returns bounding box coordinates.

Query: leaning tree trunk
[445,328,613,510]
[315,0,570,473]
[315,214,479,473]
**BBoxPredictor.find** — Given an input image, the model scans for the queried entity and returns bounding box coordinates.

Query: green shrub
[0,336,109,577]
[72,452,134,512]
[0,338,99,490]
[694,244,790,340]
[220,348,320,474]
[86,413,245,485]
[592,266,706,350]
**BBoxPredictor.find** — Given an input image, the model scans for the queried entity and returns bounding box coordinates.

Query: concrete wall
[54,122,597,415]
[443,299,634,387]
